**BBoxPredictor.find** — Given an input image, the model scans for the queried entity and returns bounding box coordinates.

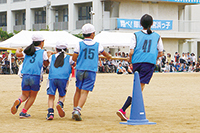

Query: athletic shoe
[73,109,82,121]
[46,113,54,120]
[46,108,54,120]
[72,110,75,119]
[19,112,31,119]
[56,102,65,117]
[116,109,128,121]
[11,99,21,114]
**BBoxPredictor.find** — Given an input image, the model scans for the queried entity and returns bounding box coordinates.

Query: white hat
[32,33,45,41]
[82,23,95,34]
[56,40,68,49]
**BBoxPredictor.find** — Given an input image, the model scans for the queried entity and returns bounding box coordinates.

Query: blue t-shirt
[132,31,160,65]
[48,54,72,80]
[116,66,123,73]
[21,49,44,75]
[76,41,99,72]
[175,64,180,71]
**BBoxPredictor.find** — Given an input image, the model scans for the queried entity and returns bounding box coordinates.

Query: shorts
[76,70,96,91]
[47,79,68,97]
[22,74,40,91]
[132,63,155,84]
[117,72,123,74]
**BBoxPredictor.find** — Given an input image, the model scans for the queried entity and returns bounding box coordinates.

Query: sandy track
[1,73,200,133]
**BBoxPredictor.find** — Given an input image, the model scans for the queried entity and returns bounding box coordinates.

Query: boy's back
[76,41,99,72]
[71,23,111,121]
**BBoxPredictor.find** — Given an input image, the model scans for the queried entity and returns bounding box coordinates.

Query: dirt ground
[1,73,200,133]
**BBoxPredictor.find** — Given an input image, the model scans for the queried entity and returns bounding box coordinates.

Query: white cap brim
[56,40,68,49]
[82,23,95,34]
[32,33,45,41]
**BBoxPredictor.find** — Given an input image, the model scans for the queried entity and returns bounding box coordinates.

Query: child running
[116,14,164,121]
[11,33,49,118]
[72,23,111,121]
[46,40,75,120]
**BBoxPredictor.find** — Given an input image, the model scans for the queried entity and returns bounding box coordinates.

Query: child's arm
[47,51,55,58]
[72,53,79,62]
[157,51,164,58]
[16,48,24,57]
[128,49,134,63]
[43,60,49,67]
[101,51,111,60]
[69,56,76,67]
[43,51,50,67]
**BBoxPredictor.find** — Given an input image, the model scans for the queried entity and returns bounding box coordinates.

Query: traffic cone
[71,67,75,78]
[120,71,156,125]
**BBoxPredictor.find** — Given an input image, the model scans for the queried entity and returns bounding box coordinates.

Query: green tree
[73,33,84,39]
[0,28,14,41]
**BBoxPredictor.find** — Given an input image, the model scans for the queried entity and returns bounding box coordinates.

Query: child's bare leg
[77,89,89,108]
[140,83,145,91]
[23,90,38,111]
[72,87,81,119]
[73,89,89,121]
[48,95,55,108]
[56,95,66,118]
[47,95,55,120]
[119,69,123,73]
[117,83,145,121]
[17,90,38,118]
[73,87,81,107]
[128,68,133,74]
[11,91,29,114]
[58,95,65,103]
[19,91,30,102]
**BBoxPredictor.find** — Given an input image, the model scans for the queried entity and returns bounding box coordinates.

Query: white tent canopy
[0,30,134,50]
[94,31,133,47]
[0,30,82,49]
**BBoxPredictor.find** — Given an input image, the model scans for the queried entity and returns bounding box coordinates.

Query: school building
[0,0,200,58]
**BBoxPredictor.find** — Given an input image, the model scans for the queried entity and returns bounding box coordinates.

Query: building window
[63,8,68,22]
[0,0,7,4]
[15,13,19,25]
[78,6,91,20]
[22,13,25,25]
[13,0,25,2]
[55,11,58,22]
[35,11,46,24]
[0,14,6,26]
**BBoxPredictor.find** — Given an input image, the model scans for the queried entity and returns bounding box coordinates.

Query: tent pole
[9,52,12,74]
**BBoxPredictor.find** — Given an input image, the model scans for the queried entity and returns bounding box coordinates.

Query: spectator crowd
[1,50,200,75]
[98,51,133,74]
[155,51,200,73]
[98,51,200,74]
[0,51,23,74]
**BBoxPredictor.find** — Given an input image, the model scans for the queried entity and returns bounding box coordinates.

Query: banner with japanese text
[117,18,173,30]
[161,0,200,3]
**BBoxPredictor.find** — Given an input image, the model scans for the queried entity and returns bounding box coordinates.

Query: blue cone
[120,71,156,125]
